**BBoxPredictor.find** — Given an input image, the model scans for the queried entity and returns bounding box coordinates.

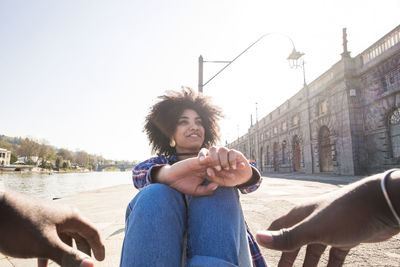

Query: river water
[0,171,132,199]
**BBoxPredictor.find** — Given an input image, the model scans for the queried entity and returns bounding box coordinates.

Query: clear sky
[1,0,399,161]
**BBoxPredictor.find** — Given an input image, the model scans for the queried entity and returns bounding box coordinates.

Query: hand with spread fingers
[0,189,105,267]
[198,146,253,187]
[256,170,400,267]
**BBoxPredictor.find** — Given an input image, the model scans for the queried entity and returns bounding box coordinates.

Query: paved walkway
[1,172,399,266]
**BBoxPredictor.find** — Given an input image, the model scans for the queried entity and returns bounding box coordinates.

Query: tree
[57,148,73,162]
[0,140,12,151]
[62,161,70,169]
[38,143,56,164]
[74,151,89,168]
[17,138,39,158]
[10,153,17,164]
[55,157,62,170]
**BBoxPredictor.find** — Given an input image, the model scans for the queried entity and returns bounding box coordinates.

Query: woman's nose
[189,122,199,130]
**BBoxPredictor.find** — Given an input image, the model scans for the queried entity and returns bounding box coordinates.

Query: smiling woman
[120,88,266,267]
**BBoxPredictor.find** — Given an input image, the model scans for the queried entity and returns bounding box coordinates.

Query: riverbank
[0,168,93,174]
[0,171,131,200]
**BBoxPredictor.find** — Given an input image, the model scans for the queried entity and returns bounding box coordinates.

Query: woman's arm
[133,155,218,196]
[132,155,170,189]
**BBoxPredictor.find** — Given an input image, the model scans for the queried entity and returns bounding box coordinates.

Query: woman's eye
[178,120,188,125]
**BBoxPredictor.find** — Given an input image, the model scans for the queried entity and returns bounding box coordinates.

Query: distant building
[17,156,39,164]
[0,148,11,166]
[228,24,400,175]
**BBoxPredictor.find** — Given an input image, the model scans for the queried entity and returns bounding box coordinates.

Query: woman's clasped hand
[154,146,253,196]
[198,146,253,188]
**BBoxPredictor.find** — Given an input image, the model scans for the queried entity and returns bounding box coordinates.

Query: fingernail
[199,156,205,161]
[206,168,212,176]
[256,231,273,244]
[80,258,94,267]
[211,184,218,190]
[232,165,236,170]
[216,165,221,171]
[224,166,229,171]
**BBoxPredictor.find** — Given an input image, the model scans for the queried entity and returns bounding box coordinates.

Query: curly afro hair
[144,87,223,156]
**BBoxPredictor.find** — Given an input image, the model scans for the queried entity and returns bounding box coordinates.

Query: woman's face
[172,109,205,153]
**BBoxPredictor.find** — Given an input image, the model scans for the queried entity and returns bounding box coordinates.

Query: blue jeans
[120,183,251,267]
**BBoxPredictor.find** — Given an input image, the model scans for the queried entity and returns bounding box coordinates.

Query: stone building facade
[228,25,400,175]
[0,148,11,166]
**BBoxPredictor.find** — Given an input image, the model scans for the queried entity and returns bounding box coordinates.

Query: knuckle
[71,207,81,218]
[219,147,228,153]
[228,150,236,158]
[281,228,297,251]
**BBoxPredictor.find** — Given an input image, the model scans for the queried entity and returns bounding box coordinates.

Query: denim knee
[126,183,186,227]
[186,187,245,266]
[121,184,187,267]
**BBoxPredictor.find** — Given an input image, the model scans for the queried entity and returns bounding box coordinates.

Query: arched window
[292,135,301,171]
[282,140,287,164]
[319,126,333,172]
[389,108,400,158]
[273,142,279,171]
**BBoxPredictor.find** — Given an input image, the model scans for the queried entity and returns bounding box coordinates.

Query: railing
[361,25,400,64]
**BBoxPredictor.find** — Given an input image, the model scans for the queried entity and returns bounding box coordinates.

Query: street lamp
[287,48,307,87]
[198,32,305,93]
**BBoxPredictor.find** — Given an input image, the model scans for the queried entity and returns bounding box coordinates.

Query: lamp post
[288,47,312,173]
[198,33,306,170]
[198,32,305,93]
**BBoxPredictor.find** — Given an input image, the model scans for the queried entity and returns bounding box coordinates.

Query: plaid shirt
[132,154,267,267]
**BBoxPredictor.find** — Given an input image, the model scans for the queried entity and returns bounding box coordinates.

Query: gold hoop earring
[169,139,176,148]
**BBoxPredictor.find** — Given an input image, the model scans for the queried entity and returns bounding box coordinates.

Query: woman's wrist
[151,165,170,184]
[237,167,260,188]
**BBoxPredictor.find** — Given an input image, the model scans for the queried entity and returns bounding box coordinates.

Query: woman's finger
[218,147,230,171]
[228,150,237,170]
[198,148,209,163]
[209,147,221,171]
[206,167,226,186]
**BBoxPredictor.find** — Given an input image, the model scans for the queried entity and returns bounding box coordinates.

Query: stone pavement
[1,172,400,266]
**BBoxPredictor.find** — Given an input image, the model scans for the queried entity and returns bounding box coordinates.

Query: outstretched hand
[256,174,400,267]
[0,190,105,267]
[198,147,253,187]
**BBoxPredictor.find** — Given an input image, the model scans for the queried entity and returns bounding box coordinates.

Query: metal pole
[198,55,203,93]
[255,102,260,169]
[302,60,307,87]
